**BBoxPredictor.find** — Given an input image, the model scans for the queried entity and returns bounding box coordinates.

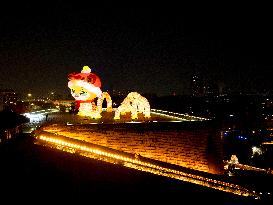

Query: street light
[50,91,55,100]
[27,93,32,101]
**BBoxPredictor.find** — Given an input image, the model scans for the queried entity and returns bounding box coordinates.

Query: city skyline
[1,4,273,202]
[1,4,273,97]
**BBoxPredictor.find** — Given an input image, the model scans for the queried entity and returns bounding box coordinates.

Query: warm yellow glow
[68,66,102,119]
[230,154,239,164]
[114,92,150,120]
[97,92,112,113]
[82,65,91,73]
[78,102,101,118]
[68,80,102,101]
[37,134,261,199]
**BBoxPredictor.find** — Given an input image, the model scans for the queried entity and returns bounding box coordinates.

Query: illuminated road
[23,108,59,122]
[22,108,59,133]
[150,109,211,121]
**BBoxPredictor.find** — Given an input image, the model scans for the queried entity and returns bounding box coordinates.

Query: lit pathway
[150,109,211,121]
[35,132,262,200]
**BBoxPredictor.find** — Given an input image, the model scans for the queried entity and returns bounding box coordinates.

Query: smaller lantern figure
[97,91,113,113]
[114,92,150,120]
[68,66,102,118]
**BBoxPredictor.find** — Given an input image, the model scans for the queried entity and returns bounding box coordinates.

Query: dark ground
[0,134,270,204]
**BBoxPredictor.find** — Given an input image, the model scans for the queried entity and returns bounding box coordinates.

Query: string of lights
[37,134,261,199]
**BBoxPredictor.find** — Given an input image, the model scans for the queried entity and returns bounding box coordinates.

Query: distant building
[0,89,18,111]
[191,74,219,97]
[0,110,29,143]
[53,100,74,112]
[203,81,219,97]
[191,74,204,97]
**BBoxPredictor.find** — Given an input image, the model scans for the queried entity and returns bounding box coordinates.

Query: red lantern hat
[68,66,102,97]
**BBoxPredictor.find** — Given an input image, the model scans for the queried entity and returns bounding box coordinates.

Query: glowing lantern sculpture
[114,92,150,120]
[68,66,149,121]
[97,92,113,113]
[68,66,102,118]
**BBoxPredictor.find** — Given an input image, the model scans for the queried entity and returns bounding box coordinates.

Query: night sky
[1,3,273,97]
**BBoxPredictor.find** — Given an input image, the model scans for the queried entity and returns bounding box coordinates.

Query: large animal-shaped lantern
[114,92,150,120]
[68,66,102,118]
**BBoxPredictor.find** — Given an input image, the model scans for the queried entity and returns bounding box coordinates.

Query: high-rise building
[191,74,204,97]
[191,74,220,97]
